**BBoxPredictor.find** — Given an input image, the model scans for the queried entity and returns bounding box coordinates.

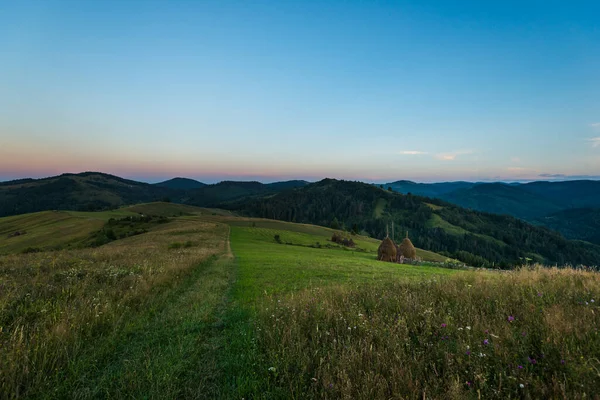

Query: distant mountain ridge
[384,179,600,243]
[0,172,309,217]
[155,177,206,190]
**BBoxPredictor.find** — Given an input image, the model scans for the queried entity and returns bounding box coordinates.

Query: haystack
[377,237,397,262]
[398,236,416,259]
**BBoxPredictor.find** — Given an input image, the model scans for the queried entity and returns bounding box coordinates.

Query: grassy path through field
[51,226,236,399]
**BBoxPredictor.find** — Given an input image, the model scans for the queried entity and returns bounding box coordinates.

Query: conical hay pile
[377,237,397,262]
[398,237,417,259]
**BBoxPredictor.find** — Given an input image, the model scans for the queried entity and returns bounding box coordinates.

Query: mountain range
[385,179,600,244]
[1,172,599,267]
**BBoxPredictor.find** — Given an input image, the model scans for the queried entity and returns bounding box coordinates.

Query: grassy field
[1,203,599,398]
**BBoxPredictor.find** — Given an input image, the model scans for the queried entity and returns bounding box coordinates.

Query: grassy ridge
[0,215,231,398]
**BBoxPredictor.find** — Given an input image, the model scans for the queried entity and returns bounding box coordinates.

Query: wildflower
[466,326,471,330]
[592,299,595,303]
[521,332,526,336]
[441,323,447,328]
[508,315,515,322]
[561,359,566,365]
[483,339,489,345]
[466,381,472,387]
[268,367,276,372]
[537,292,543,297]
[479,353,486,357]
[519,384,525,389]
[466,350,471,355]
[484,329,489,334]
[528,357,537,364]
[311,377,317,382]
[517,365,523,369]
[458,327,464,331]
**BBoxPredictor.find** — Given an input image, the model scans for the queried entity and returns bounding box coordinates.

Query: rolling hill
[384,180,477,197]
[0,172,177,217]
[438,183,563,219]
[0,173,309,217]
[183,180,309,207]
[535,208,600,245]
[154,177,206,190]
[385,179,600,242]
[230,179,600,268]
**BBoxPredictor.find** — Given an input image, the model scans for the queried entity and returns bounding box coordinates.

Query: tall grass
[0,220,228,398]
[249,266,600,399]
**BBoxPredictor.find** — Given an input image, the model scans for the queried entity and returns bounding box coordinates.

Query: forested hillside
[0,172,176,216]
[232,179,600,268]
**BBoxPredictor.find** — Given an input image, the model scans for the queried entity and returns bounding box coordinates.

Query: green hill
[154,177,206,190]
[230,179,600,268]
[535,207,600,245]
[384,180,476,197]
[0,172,178,216]
[439,183,563,219]
[184,180,309,207]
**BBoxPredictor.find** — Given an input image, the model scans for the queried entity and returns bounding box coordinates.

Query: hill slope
[535,208,600,245]
[184,180,309,207]
[230,179,600,268]
[154,177,206,190]
[0,172,177,217]
[384,180,477,197]
[439,183,563,219]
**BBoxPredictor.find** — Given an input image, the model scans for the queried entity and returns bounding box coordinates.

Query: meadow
[1,203,598,399]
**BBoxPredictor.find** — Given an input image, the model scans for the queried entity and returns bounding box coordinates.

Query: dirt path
[57,223,237,399]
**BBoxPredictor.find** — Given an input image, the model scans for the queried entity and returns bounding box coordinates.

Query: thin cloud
[589,137,600,147]
[434,150,475,161]
[590,123,600,128]
[507,167,528,172]
[399,151,428,155]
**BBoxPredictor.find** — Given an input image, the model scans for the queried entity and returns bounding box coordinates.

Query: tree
[330,217,340,230]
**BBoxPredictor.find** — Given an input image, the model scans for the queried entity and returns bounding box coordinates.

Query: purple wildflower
[528,357,537,364]
[483,339,489,345]
[441,323,447,328]
[466,381,472,387]
[466,350,471,355]
[537,292,543,297]
[521,332,526,336]
[517,365,524,369]
[508,315,515,322]
[561,359,565,365]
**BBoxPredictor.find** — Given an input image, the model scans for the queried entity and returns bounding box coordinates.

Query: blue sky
[1,0,599,183]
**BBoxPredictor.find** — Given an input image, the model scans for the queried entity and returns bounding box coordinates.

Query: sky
[1,0,599,184]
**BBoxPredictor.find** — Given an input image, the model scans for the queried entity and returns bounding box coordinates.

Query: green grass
[3,203,599,399]
[373,198,387,218]
[229,226,459,303]
[0,215,231,398]
[427,213,469,235]
[124,202,207,217]
[0,210,137,253]
[245,268,600,399]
